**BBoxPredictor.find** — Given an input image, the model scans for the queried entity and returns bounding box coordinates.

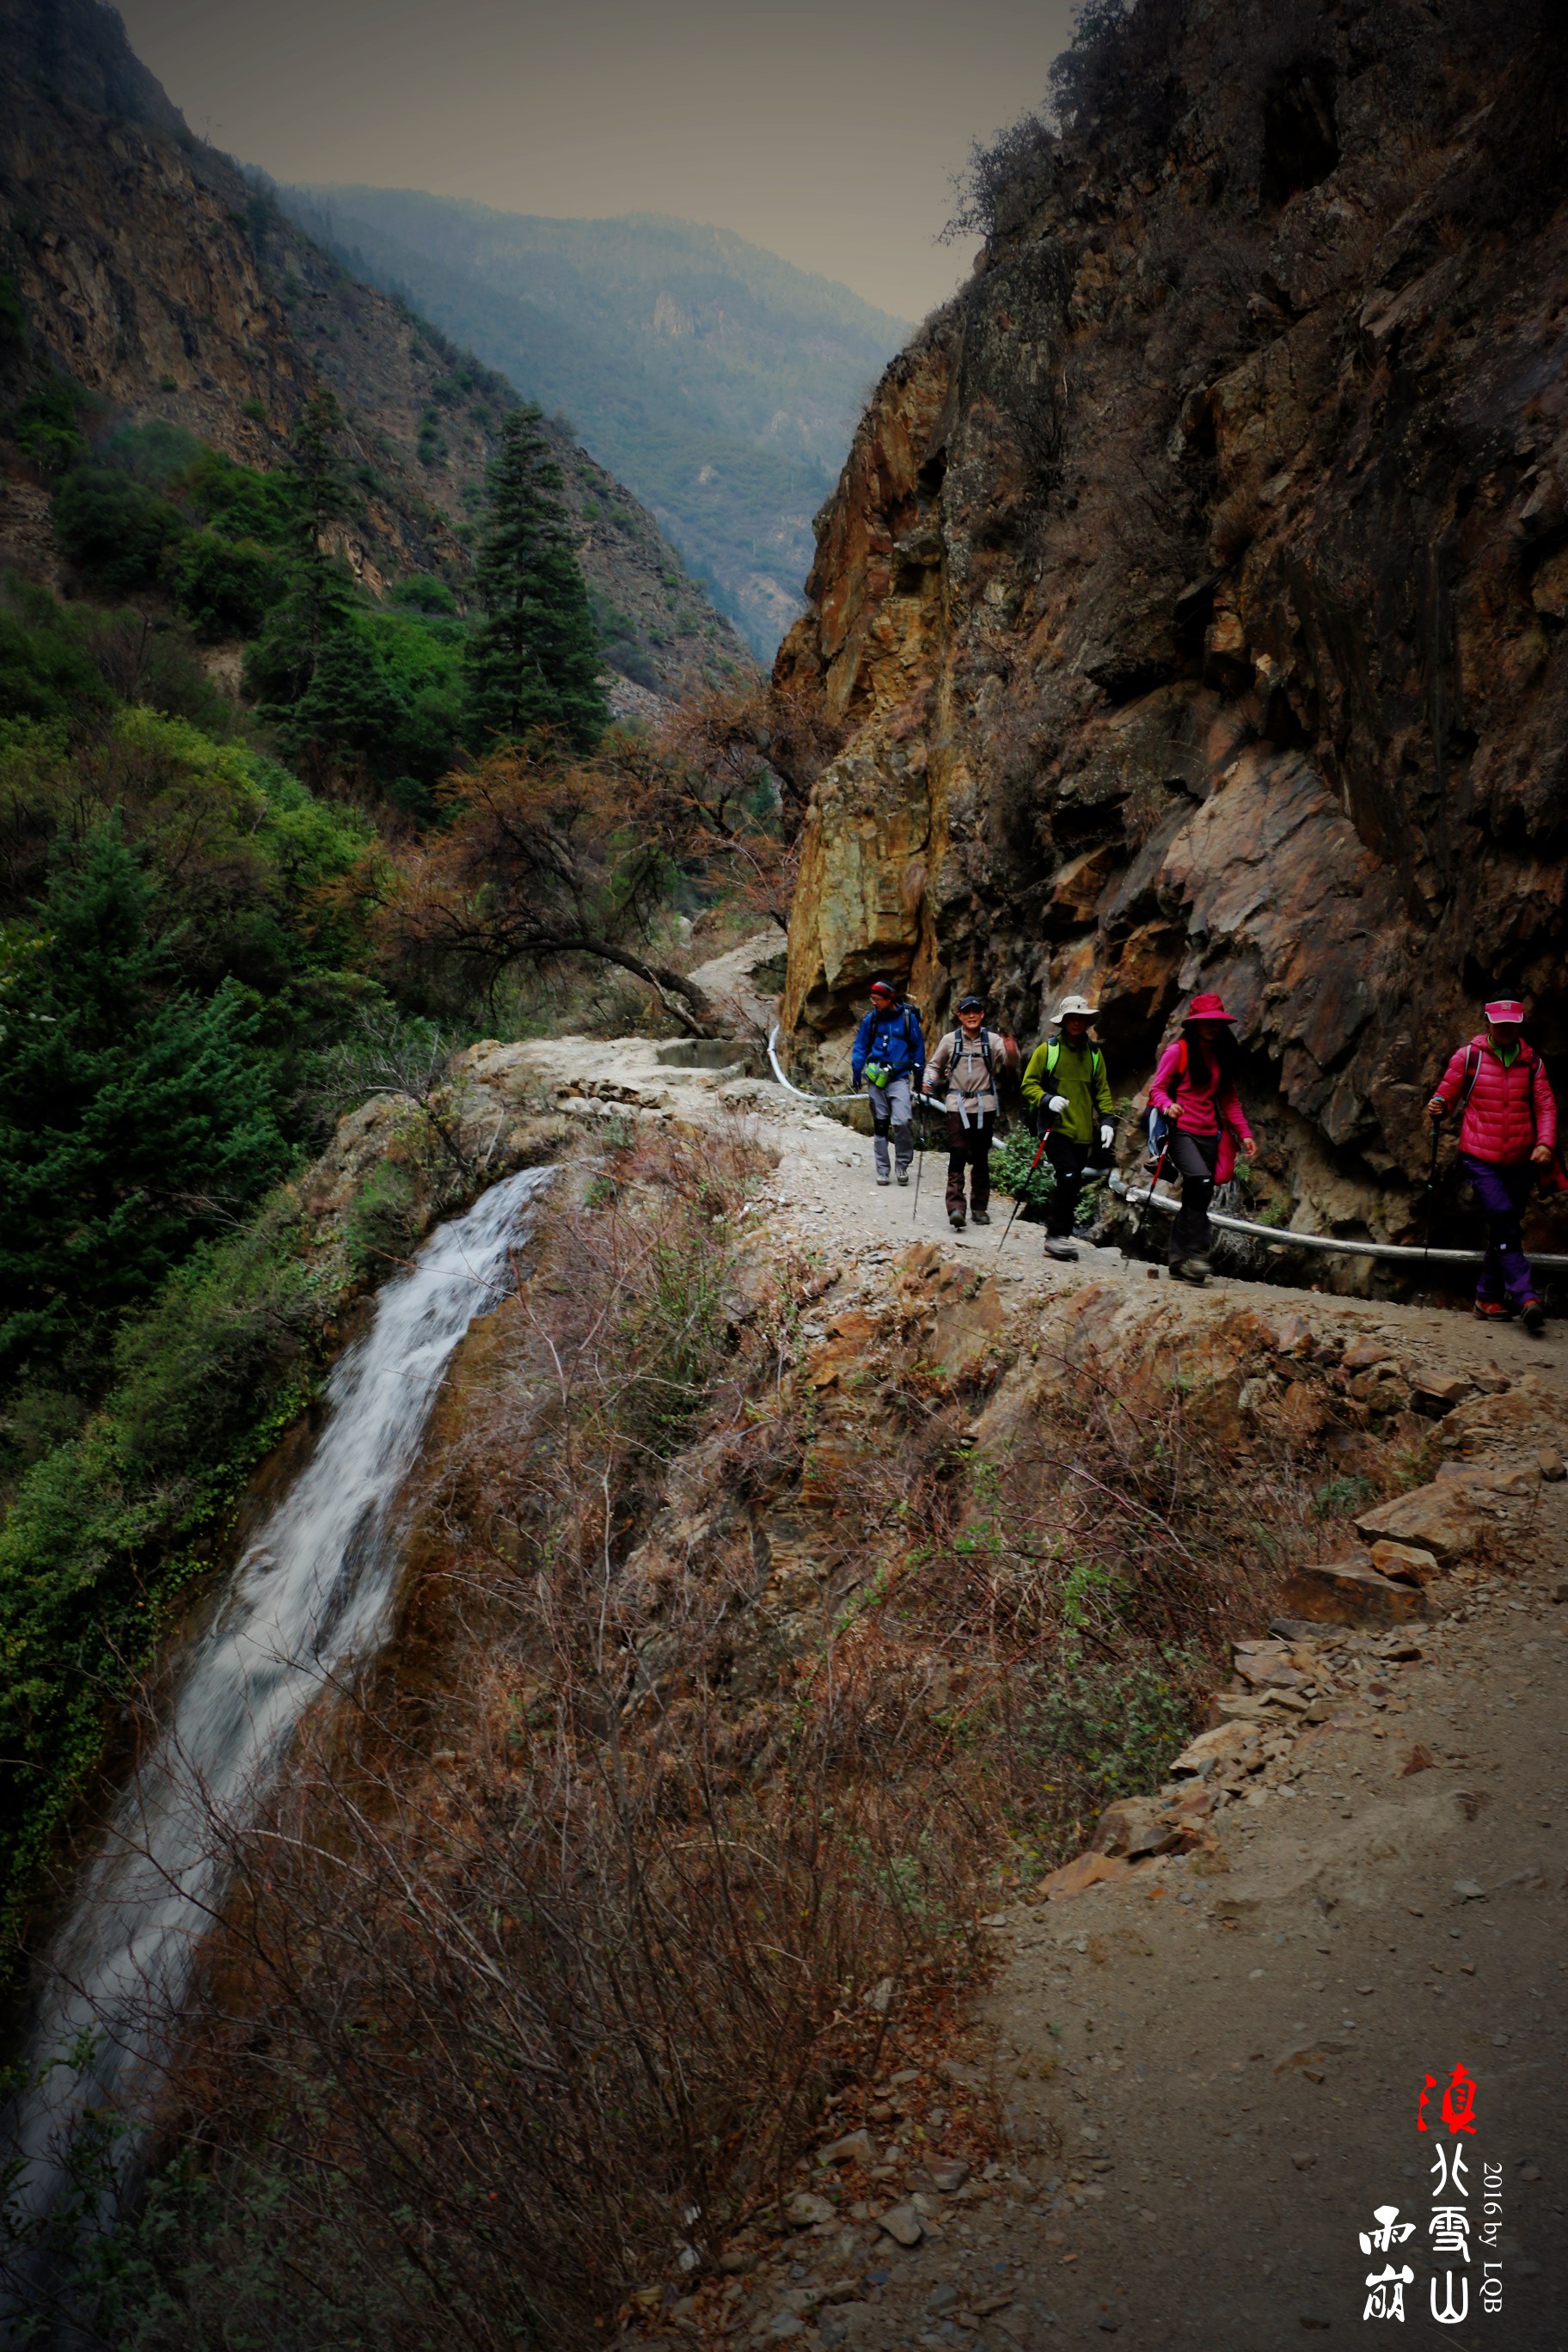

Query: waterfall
[2,1166,553,2251]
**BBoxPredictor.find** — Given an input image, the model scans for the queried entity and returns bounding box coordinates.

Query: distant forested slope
[279,191,908,656]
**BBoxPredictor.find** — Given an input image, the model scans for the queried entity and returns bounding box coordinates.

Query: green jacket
[1020,1035,1113,1146]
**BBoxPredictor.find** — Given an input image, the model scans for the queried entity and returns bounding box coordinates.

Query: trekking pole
[998,1128,1050,1250]
[1127,1142,1170,1263]
[1422,1114,1442,1275]
[911,1090,926,1222]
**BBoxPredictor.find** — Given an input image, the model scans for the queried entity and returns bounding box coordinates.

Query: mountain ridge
[0,0,749,700]
[279,183,910,656]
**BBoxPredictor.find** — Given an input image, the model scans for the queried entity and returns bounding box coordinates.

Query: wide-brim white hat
[1055,995,1099,1020]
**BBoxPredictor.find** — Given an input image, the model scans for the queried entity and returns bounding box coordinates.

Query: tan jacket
[924,1026,1020,1118]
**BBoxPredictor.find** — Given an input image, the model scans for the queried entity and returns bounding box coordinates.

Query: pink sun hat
[1485,998,1525,1024]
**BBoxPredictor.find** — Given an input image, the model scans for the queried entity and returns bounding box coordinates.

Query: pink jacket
[1150,1038,1253,1185]
[1430,1035,1557,1167]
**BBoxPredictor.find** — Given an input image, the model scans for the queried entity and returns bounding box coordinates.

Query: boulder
[1278,1559,1426,1626]
[1168,1720,1260,1778]
[1038,1851,1136,1901]
[1234,1654,1309,1688]
[1369,1539,1442,1587]
[1088,1796,1184,1859]
[1410,1372,1473,1416]
[1354,1481,1485,1563]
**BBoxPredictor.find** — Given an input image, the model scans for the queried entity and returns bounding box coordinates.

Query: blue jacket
[851,1001,925,1085]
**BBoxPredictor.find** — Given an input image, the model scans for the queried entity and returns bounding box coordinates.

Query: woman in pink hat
[1148,993,1256,1284]
[1429,999,1558,1332]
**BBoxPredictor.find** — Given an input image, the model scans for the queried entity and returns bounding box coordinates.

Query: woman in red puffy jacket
[1148,991,1257,1284]
[1429,998,1558,1332]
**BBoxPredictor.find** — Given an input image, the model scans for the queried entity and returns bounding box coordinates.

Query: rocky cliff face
[0,0,748,695]
[779,0,1568,1244]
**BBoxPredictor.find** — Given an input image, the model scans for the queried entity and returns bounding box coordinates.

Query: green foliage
[13,372,91,474]
[989,1126,1057,1205]
[0,827,287,1381]
[0,1192,341,1938]
[388,571,458,616]
[0,579,114,732]
[266,603,466,815]
[52,465,182,595]
[102,420,203,489]
[468,403,607,751]
[1314,1471,1375,1519]
[0,700,373,995]
[341,1153,423,1276]
[1021,1646,1194,1804]
[180,444,297,547]
[173,528,291,638]
[109,1211,322,1478]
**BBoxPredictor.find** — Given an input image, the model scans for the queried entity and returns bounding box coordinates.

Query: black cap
[957,993,986,1012]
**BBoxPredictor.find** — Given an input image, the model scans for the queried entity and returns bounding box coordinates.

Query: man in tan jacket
[924,992,1020,1230]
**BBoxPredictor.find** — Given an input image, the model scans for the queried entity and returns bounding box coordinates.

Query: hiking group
[851,978,1561,1327]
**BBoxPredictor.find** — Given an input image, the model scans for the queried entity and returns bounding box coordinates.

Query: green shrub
[13,373,90,473]
[0,579,114,732]
[0,1202,328,1933]
[179,447,297,548]
[387,572,457,616]
[110,1208,322,1478]
[103,420,203,489]
[174,528,291,638]
[989,1125,1056,1204]
[52,466,183,594]
[1020,1647,1195,1806]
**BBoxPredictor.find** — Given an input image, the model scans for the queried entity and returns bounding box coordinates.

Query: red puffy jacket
[1430,1035,1558,1166]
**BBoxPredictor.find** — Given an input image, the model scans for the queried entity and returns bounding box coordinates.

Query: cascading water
[2,1166,553,2261]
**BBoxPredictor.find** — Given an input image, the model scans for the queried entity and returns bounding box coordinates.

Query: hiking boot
[876,1172,891,1186]
[1185,1256,1212,1283]
[896,1168,910,1186]
[1473,1299,1510,1320]
[971,1210,991,1226]
[949,1212,965,1231]
[1170,1259,1208,1286]
[1521,1297,1547,1333]
[1043,1239,1078,1261]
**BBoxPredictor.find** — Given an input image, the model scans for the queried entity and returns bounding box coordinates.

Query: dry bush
[356,677,840,1035]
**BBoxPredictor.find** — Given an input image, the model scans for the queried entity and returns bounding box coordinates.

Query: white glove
[1048,1093,1069,1115]
[1099,1123,1115,1151]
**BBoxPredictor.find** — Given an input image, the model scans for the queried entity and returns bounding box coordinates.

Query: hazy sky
[116,0,1077,320]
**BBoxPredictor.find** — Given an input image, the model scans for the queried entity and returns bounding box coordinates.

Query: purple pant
[1460,1154,1537,1307]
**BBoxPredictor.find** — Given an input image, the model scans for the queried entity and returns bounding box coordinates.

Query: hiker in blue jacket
[850,978,926,1186]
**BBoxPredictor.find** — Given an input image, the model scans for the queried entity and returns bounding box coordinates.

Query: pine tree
[243,389,360,720]
[0,828,285,1380]
[292,386,356,660]
[467,405,607,751]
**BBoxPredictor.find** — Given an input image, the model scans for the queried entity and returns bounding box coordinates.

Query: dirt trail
[488,1014,1568,2350]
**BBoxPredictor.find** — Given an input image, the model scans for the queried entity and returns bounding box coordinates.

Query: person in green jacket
[1020,993,1115,1261]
